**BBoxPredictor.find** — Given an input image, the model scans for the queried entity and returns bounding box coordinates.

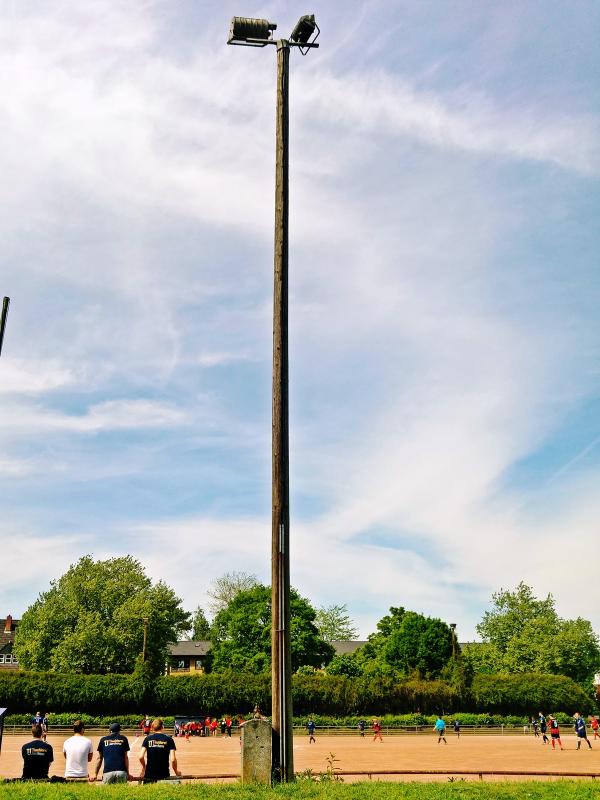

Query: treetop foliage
[189,606,211,640]
[206,571,259,616]
[314,604,358,642]
[346,607,454,679]
[464,582,600,686]
[209,584,334,673]
[13,555,190,677]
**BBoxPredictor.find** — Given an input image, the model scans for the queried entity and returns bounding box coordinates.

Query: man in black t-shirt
[139,718,180,784]
[91,723,130,784]
[22,724,53,780]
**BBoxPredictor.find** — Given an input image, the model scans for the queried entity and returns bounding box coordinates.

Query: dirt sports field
[1,732,600,783]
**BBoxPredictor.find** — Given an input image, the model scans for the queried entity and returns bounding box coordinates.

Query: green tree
[326,653,362,677]
[477,582,556,651]
[352,607,453,679]
[315,604,359,641]
[207,571,259,616]
[383,611,453,677]
[189,606,211,640]
[209,584,334,673]
[13,555,190,677]
[469,582,600,685]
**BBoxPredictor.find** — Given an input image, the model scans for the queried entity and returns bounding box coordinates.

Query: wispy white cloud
[296,71,600,175]
[0,399,189,434]
[0,358,75,394]
[0,0,598,641]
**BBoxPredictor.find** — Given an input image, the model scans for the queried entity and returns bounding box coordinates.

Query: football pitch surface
[1,733,599,782]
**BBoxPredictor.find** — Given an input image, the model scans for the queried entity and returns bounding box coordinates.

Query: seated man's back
[22,724,53,780]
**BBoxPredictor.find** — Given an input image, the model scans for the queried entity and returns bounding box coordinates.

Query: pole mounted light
[228,17,277,47]
[227,15,319,784]
[0,297,10,358]
[450,623,457,658]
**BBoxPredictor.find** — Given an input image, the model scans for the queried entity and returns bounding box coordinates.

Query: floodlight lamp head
[289,14,319,55]
[228,16,277,46]
[290,14,316,44]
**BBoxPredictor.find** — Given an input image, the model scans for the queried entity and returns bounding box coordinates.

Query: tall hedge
[0,670,594,716]
[468,673,593,715]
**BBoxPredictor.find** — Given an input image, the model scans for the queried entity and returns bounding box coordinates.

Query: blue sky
[1,0,599,640]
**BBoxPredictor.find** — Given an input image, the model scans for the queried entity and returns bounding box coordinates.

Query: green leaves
[12,555,191,676]
[209,584,334,673]
[190,606,211,640]
[345,607,453,680]
[470,582,600,685]
[314,604,358,642]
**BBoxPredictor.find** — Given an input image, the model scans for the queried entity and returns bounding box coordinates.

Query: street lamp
[142,617,149,663]
[0,297,10,358]
[450,623,458,658]
[227,15,320,784]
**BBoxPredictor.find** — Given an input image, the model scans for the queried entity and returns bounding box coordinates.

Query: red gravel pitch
[1,732,599,783]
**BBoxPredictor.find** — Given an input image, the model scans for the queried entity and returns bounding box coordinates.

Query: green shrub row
[0,670,594,718]
[4,711,583,729]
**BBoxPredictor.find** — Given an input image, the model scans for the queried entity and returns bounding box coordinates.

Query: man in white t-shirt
[63,720,93,779]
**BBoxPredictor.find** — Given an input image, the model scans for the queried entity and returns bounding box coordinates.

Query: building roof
[0,617,19,648]
[169,640,212,657]
[168,639,371,658]
[330,640,368,655]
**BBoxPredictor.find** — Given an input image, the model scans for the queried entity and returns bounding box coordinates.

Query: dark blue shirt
[142,733,175,781]
[97,734,130,773]
[22,739,53,779]
[575,718,587,736]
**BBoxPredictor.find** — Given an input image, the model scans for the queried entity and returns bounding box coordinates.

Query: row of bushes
[3,712,584,728]
[0,670,595,718]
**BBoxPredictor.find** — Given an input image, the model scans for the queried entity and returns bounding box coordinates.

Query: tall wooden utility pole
[227,15,319,783]
[271,38,293,784]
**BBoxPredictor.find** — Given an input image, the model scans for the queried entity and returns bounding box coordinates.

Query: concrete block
[241,718,272,784]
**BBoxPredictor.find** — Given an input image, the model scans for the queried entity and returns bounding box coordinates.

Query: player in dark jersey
[574,713,592,750]
[307,718,316,743]
[548,716,564,750]
[22,724,53,780]
[358,719,366,737]
[139,718,180,783]
[538,712,549,744]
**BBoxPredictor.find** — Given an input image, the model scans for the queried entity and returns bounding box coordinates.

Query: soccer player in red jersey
[549,716,564,750]
[372,719,383,742]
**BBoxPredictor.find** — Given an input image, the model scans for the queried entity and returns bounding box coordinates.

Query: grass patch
[1,783,600,800]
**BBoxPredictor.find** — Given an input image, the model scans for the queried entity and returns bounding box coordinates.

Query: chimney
[4,614,12,633]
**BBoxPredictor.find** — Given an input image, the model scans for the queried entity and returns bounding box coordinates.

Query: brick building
[0,615,19,670]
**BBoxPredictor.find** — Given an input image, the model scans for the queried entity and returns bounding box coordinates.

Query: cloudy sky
[1,0,599,640]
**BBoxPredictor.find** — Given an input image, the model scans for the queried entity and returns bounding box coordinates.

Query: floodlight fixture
[228,16,277,47]
[289,14,319,54]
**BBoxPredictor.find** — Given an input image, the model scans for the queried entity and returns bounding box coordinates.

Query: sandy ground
[1,732,599,783]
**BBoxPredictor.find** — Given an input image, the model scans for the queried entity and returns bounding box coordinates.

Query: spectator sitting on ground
[139,718,181,784]
[91,722,130,784]
[22,724,53,780]
[63,720,93,780]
